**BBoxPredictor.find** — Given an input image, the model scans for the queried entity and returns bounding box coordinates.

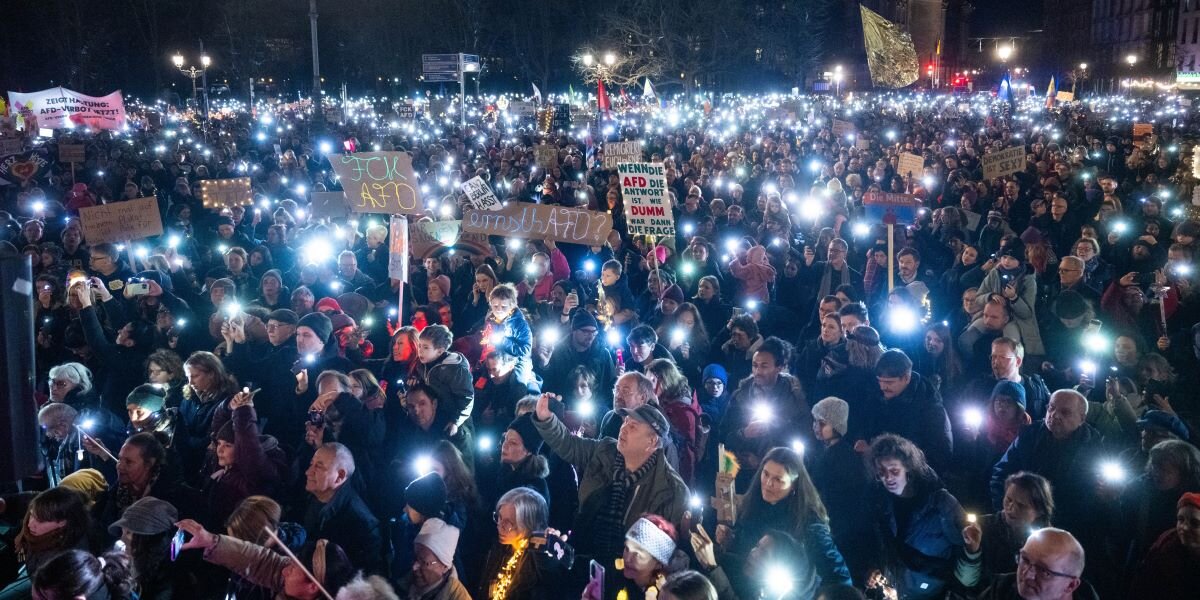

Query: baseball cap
[616,404,670,438]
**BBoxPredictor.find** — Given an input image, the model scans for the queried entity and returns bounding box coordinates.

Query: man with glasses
[1039,256,1100,312]
[542,311,615,404]
[978,528,1096,599]
[800,237,862,314]
[87,242,134,296]
[223,309,301,440]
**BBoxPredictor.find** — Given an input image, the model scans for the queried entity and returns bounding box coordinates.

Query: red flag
[619,87,630,104]
[597,79,611,114]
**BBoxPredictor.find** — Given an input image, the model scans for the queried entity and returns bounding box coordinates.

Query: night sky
[970,0,1044,36]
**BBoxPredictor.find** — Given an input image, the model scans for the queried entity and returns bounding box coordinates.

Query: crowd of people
[1,88,1199,600]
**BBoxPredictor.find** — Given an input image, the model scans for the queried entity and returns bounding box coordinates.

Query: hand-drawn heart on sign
[0,150,51,186]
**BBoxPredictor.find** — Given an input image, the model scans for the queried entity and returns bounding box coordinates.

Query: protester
[477,487,573,599]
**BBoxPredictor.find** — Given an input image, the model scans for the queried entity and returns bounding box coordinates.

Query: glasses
[492,511,518,533]
[414,557,443,569]
[1015,552,1078,581]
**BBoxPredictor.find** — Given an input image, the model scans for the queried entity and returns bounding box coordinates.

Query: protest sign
[618,162,676,237]
[396,103,416,120]
[981,146,1026,180]
[832,119,855,138]
[0,150,51,186]
[0,138,22,158]
[1132,122,1154,148]
[410,219,492,258]
[603,141,642,169]
[534,144,558,170]
[7,87,126,130]
[508,101,537,118]
[462,203,613,245]
[551,103,571,131]
[200,177,253,209]
[329,152,423,215]
[59,144,85,163]
[855,138,870,150]
[460,176,501,211]
[862,192,922,225]
[310,191,350,221]
[1055,91,1075,102]
[388,215,409,281]
[79,197,163,244]
[897,152,924,177]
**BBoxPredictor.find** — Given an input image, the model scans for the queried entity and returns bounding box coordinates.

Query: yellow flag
[860,5,920,88]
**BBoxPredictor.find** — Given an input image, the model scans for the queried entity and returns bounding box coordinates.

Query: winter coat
[851,372,954,473]
[972,269,1045,355]
[1129,528,1200,599]
[415,351,475,431]
[872,478,967,600]
[77,303,150,416]
[721,373,809,464]
[807,439,873,579]
[202,535,292,600]
[223,337,300,443]
[476,535,575,600]
[301,483,384,574]
[977,572,1099,600]
[541,341,616,403]
[532,412,688,557]
[724,500,852,598]
[659,393,701,485]
[728,246,775,302]
[201,405,288,530]
[989,421,1105,537]
[717,335,763,384]
[177,391,226,481]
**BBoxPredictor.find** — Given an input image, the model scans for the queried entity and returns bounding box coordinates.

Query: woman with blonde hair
[180,351,239,476]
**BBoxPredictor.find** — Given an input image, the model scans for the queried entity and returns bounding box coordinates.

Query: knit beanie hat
[991,380,1027,411]
[216,420,236,444]
[811,397,850,436]
[108,497,178,536]
[625,517,676,566]
[298,312,333,344]
[571,310,599,331]
[126,384,167,413]
[58,468,108,507]
[414,518,460,567]
[266,308,299,326]
[662,284,685,304]
[507,413,544,454]
[404,472,447,519]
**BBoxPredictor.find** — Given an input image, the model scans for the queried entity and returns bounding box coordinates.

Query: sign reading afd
[462,203,612,244]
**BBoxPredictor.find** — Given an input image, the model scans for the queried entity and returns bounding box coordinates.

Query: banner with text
[862,192,922,225]
[200,178,253,209]
[981,146,1027,181]
[410,219,492,258]
[462,203,612,245]
[460,176,502,211]
[79,197,163,244]
[388,215,410,281]
[603,141,642,169]
[618,162,676,237]
[329,152,423,215]
[7,88,126,131]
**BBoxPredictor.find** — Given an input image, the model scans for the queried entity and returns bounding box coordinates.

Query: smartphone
[169,529,186,561]
[588,560,605,600]
[1135,272,1157,285]
[127,282,151,296]
[307,410,326,427]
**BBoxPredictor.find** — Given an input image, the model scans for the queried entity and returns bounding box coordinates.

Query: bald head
[1017,528,1084,600]
[1045,389,1087,440]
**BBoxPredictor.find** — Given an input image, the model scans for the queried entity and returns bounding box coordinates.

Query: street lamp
[833,65,844,95]
[603,52,616,66]
[582,53,594,67]
[996,45,1014,63]
[1125,54,1138,67]
[172,52,211,119]
[1079,62,1088,70]
[1124,54,1138,94]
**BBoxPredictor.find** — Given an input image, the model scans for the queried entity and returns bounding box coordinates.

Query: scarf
[818,262,852,299]
[488,539,528,600]
[595,451,658,559]
[15,522,68,560]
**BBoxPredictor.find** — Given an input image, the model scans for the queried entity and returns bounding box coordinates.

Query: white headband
[625,518,676,566]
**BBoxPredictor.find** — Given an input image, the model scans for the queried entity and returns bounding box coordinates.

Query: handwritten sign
[388,215,409,281]
[0,138,22,158]
[509,101,537,118]
[460,176,501,211]
[897,152,924,177]
[981,146,1026,181]
[58,144,85,163]
[832,119,855,138]
[855,138,870,151]
[534,144,558,171]
[603,141,643,169]
[863,192,922,225]
[618,162,676,237]
[462,202,613,245]
[410,219,492,258]
[310,191,349,221]
[79,197,163,244]
[329,152,423,215]
[396,103,416,120]
[1055,91,1075,102]
[200,177,253,209]
[1132,123,1154,148]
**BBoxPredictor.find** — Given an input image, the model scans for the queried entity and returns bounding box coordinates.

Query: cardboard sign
[832,119,855,138]
[0,150,51,186]
[462,202,613,245]
[603,141,643,169]
[862,192,922,225]
[534,144,558,171]
[58,144,85,163]
[618,162,676,237]
[1055,91,1075,102]
[460,176,501,211]
[897,152,924,177]
[981,146,1026,180]
[0,138,22,158]
[324,108,343,124]
[388,215,409,281]
[396,103,416,120]
[855,138,870,151]
[329,152,423,215]
[200,177,253,209]
[410,219,492,258]
[310,191,350,221]
[79,197,163,244]
[1133,123,1154,138]
[509,101,537,117]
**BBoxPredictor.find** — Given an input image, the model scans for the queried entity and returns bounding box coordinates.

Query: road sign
[422,54,460,73]
[462,54,481,72]
[423,73,459,83]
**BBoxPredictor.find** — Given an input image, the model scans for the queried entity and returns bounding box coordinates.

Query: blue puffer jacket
[873,477,966,600]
